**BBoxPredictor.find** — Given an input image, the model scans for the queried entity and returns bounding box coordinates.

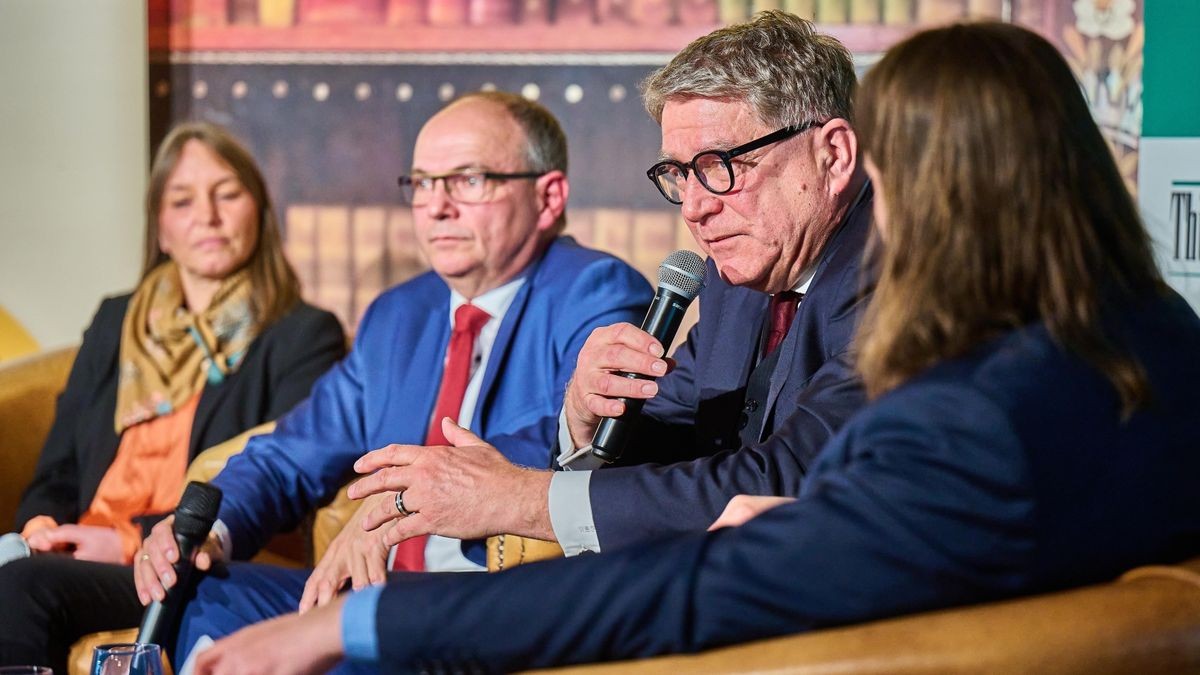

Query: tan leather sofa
[7,350,1200,674]
[0,347,77,530]
[526,555,1200,674]
[487,531,1200,673]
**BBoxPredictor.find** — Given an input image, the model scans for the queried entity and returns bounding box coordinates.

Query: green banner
[1143,0,1200,137]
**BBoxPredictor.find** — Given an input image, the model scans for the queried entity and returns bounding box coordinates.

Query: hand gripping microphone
[136,481,223,646]
[591,250,707,463]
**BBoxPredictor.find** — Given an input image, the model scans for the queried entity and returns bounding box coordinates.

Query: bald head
[408,93,570,299]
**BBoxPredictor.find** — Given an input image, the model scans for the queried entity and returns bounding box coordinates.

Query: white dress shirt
[417,275,527,572]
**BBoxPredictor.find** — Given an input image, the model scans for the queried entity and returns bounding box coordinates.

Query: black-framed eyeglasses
[646,121,823,205]
[398,169,544,206]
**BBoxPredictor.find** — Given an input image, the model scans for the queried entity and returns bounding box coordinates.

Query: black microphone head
[173,482,222,540]
[658,250,706,301]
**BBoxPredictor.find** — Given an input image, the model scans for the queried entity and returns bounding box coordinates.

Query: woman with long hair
[0,122,345,673]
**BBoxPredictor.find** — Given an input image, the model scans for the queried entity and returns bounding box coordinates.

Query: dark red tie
[764,291,801,357]
[391,303,491,571]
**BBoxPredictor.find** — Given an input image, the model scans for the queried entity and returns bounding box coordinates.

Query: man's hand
[26,524,124,563]
[349,418,554,545]
[563,322,670,448]
[134,515,223,605]
[708,495,797,531]
[194,597,345,675]
[298,493,393,614]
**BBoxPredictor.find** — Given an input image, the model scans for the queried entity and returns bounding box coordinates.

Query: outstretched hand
[349,418,556,546]
[194,598,345,675]
[708,495,797,531]
[298,492,393,613]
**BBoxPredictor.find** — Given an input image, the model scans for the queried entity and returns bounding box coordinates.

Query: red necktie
[764,291,801,357]
[391,302,491,571]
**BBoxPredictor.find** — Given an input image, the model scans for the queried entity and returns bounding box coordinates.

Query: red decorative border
[149,22,915,53]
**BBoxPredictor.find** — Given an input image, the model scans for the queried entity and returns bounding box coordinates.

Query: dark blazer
[587,187,873,549]
[374,289,1200,674]
[14,295,345,531]
[210,237,652,560]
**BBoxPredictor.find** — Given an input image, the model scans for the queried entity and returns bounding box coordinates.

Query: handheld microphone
[591,250,707,463]
[136,481,222,646]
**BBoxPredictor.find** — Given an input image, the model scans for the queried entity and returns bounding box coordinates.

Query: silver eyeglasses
[398,170,543,206]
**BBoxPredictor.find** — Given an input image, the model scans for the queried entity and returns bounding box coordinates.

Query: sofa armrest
[0,347,78,529]
[487,534,564,571]
[184,422,276,484]
[526,556,1200,674]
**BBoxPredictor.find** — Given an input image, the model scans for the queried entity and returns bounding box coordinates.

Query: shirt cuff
[556,407,607,470]
[548,470,601,555]
[342,585,384,662]
[209,519,233,563]
[556,407,579,462]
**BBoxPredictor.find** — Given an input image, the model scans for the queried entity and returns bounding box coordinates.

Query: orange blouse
[77,392,200,563]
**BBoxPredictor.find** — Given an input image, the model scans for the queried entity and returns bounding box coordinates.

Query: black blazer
[14,294,345,530]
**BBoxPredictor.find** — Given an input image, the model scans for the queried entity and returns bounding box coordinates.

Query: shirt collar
[448,273,527,324]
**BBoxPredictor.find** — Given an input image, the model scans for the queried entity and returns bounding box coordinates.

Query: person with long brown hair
[0,121,345,674]
[188,22,1200,674]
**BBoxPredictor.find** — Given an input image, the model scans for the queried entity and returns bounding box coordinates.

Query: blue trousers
[175,562,376,674]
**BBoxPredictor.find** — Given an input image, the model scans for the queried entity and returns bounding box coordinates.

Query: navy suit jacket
[588,188,873,549]
[374,288,1200,674]
[211,237,651,559]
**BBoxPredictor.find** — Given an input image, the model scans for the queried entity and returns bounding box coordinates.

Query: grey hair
[454,90,568,175]
[641,10,856,128]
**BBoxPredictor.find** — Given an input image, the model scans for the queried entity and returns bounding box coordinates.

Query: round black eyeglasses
[646,121,823,205]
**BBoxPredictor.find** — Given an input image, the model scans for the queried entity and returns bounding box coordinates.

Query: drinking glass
[90,643,164,675]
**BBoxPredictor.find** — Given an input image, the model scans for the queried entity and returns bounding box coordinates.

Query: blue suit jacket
[588,188,873,549]
[212,237,651,559]
[374,288,1200,674]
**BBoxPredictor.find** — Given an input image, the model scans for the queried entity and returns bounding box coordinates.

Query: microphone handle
[136,532,200,645]
[591,287,691,463]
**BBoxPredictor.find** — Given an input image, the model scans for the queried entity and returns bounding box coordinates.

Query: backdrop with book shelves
[149,0,1144,335]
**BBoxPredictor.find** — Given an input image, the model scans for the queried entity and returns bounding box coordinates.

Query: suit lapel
[760,185,873,434]
[715,284,765,393]
[471,273,534,435]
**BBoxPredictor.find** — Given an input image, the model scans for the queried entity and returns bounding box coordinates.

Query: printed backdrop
[148,0,1145,330]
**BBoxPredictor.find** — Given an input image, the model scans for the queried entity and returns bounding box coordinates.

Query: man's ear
[535,170,569,232]
[815,118,858,197]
